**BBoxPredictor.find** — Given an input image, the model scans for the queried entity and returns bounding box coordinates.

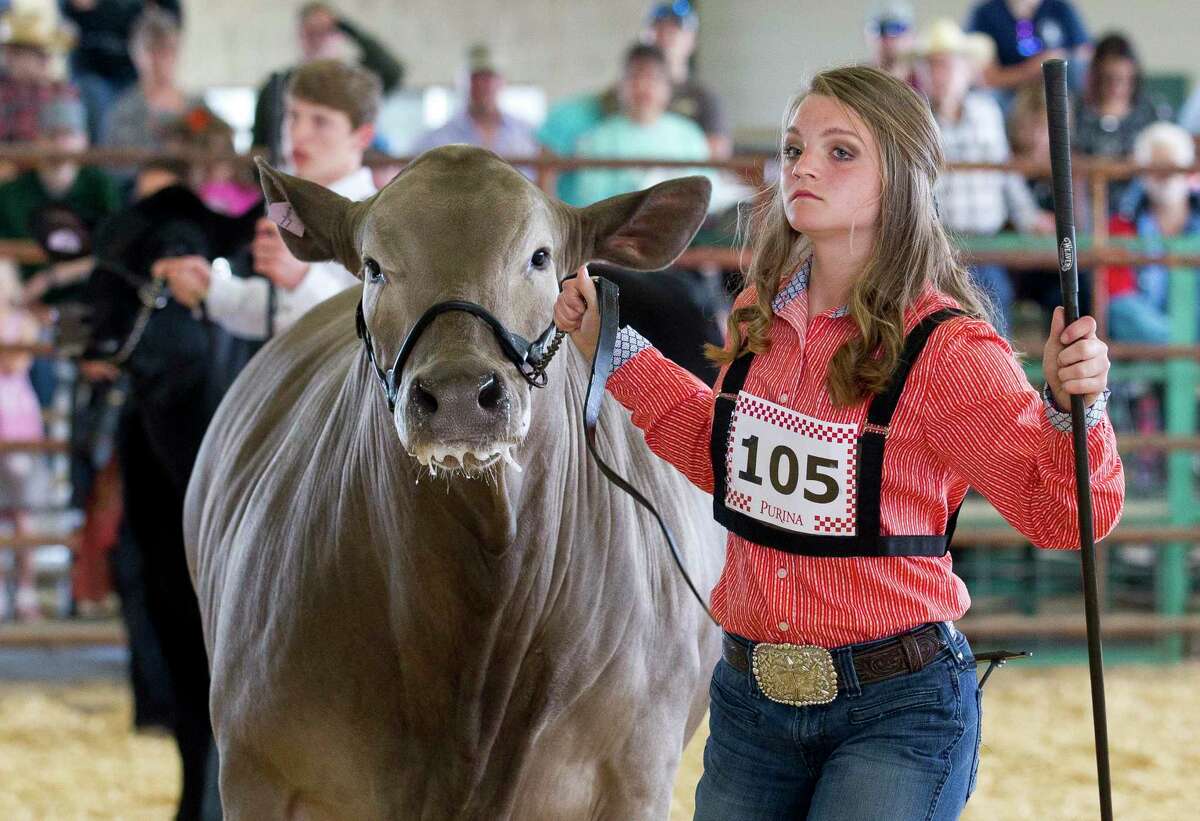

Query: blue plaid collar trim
[771,258,849,317]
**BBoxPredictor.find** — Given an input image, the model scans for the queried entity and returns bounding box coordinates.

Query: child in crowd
[0,261,46,621]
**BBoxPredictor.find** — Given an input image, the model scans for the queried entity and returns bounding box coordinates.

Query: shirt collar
[771,257,849,318]
[328,166,377,200]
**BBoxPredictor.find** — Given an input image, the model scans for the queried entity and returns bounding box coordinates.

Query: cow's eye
[530,248,551,270]
[364,258,383,282]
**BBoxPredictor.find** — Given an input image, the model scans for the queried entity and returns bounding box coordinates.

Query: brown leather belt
[722,624,946,691]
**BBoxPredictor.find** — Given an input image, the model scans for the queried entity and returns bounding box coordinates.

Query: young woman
[555,65,1124,820]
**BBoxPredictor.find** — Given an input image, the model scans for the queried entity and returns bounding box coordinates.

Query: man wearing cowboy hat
[0,3,78,146]
[912,18,1054,336]
[643,0,730,159]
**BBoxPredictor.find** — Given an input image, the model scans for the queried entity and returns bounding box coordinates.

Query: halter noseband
[355,299,564,412]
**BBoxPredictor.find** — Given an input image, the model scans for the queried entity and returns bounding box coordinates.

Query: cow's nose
[406,370,510,432]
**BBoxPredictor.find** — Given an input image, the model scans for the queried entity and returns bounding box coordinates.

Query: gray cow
[185,146,724,819]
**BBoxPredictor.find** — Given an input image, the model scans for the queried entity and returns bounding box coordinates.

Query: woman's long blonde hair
[707,65,989,407]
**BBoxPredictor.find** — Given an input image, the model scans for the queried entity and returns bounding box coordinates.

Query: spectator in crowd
[252,2,403,158]
[1007,82,1051,204]
[864,0,918,89]
[966,0,1089,98]
[537,86,618,204]
[0,96,119,403]
[539,1,726,201]
[1074,33,1172,208]
[571,43,710,207]
[161,111,261,216]
[914,19,1054,336]
[156,59,379,341]
[0,3,78,148]
[644,0,731,158]
[62,0,181,143]
[100,7,203,154]
[0,97,120,300]
[1006,81,1074,320]
[1105,122,1200,344]
[408,44,539,169]
[0,260,44,621]
[539,88,615,158]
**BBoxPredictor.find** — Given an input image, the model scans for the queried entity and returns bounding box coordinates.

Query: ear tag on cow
[268,202,306,237]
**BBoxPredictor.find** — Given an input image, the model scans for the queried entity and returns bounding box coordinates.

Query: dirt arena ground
[1,664,1196,819]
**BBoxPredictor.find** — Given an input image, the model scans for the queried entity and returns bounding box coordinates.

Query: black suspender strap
[711,348,753,521]
[856,308,964,542]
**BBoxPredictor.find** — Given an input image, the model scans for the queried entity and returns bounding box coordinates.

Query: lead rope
[564,276,718,627]
[108,279,167,367]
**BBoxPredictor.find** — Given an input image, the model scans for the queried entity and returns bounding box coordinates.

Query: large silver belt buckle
[751,642,838,707]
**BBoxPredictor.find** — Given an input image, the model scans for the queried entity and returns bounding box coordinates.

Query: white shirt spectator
[204,167,376,340]
[935,92,1041,236]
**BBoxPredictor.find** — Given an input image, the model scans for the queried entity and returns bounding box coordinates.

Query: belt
[722,623,946,691]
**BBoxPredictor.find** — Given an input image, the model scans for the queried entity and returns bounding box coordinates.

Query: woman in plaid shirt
[556,65,1123,820]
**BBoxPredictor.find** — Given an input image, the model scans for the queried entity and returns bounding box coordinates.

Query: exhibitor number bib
[725,394,858,536]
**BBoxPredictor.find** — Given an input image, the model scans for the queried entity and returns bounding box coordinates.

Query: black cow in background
[84,183,258,821]
[594,264,729,385]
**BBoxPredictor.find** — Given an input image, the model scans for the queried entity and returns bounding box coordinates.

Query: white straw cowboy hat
[911,18,995,67]
[0,5,76,54]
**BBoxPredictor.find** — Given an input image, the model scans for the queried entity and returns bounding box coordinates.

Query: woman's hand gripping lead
[553,265,601,360]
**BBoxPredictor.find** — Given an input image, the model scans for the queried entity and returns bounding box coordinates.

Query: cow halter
[353,276,717,626]
[355,299,565,413]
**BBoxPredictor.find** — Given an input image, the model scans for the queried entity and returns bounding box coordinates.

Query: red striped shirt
[607,277,1125,648]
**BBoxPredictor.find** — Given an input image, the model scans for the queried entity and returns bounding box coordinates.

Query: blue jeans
[695,623,981,821]
[1107,294,1171,344]
[72,71,133,144]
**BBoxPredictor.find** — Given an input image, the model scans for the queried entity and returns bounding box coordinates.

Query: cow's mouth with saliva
[395,366,531,479]
[409,440,523,476]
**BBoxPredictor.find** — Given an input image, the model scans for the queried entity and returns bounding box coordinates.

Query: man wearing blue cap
[864,1,918,88]
[645,0,730,158]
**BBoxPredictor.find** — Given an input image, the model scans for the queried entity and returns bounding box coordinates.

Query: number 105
[737,435,840,503]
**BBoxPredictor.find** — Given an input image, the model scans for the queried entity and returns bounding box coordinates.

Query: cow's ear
[256,158,369,275]
[576,176,711,271]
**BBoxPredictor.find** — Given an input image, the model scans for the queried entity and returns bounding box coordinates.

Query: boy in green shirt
[0,97,120,302]
[572,44,710,206]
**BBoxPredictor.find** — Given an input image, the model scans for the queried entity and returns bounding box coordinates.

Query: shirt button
[777,567,788,579]
[778,621,790,632]
[779,393,789,404]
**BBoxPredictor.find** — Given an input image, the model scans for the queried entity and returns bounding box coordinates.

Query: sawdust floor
[1,665,1196,820]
